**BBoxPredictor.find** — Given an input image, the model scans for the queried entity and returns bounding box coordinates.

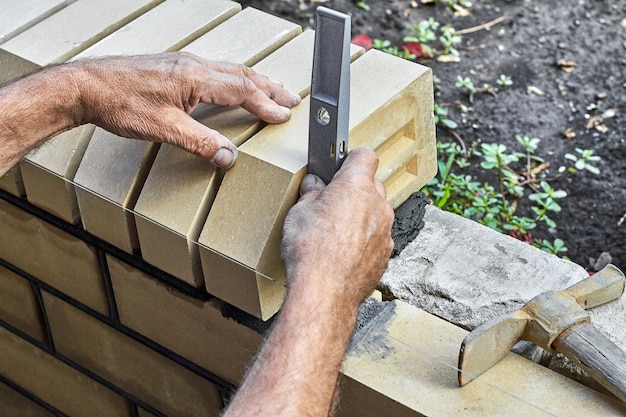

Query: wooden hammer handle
[553,322,626,403]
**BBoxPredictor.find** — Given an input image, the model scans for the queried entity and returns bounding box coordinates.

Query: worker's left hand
[74,52,301,168]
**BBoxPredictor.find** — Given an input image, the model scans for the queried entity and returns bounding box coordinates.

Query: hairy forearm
[223,276,358,417]
[0,65,82,175]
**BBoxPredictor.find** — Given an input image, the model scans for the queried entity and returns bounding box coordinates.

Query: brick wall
[0,1,437,416]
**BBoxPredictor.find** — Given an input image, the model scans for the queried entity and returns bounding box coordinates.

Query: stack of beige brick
[0,1,438,416]
[2,2,623,416]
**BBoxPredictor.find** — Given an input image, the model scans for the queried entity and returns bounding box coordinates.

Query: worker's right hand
[281,147,394,310]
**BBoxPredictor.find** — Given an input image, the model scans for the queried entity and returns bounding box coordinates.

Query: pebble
[590,252,613,271]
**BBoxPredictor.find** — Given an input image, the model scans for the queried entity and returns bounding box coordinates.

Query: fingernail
[292,94,302,104]
[269,77,284,87]
[214,145,238,169]
[300,174,325,196]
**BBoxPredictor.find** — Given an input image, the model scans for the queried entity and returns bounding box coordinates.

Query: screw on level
[315,106,331,125]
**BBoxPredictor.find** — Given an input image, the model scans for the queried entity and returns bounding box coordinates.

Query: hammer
[458,264,626,403]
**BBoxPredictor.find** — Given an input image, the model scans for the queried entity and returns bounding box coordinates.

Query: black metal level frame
[308,6,351,185]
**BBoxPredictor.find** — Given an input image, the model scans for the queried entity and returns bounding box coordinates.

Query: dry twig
[453,16,507,36]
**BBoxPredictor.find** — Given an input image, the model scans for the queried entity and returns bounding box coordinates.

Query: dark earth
[238,0,625,271]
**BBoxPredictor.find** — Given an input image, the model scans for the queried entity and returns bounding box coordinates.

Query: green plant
[355,0,370,11]
[528,181,567,228]
[403,19,438,57]
[496,74,513,86]
[455,76,476,94]
[538,238,568,255]
[372,39,417,60]
[421,135,598,256]
[439,24,462,56]
[434,103,458,129]
[455,74,512,101]
[565,148,601,174]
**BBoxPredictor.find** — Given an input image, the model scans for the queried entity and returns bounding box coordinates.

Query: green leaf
[585,165,600,175]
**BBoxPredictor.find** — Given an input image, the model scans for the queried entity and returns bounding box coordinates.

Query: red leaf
[402,41,424,58]
[351,34,373,51]
[509,229,533,245]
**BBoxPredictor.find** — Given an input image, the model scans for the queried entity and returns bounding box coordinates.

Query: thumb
[163,108,238,169]
[298,174,326,201]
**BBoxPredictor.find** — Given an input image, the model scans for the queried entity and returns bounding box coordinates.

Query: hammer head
[458,264,625,387]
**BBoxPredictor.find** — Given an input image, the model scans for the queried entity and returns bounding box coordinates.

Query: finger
[202,62,299,123]
[299,174,326,199]
[208,61,301,108]
[374,178,387,199]
[250,73,301,108]
[239,87,293,124]
[163,108,238,168]
[333,147,379,181]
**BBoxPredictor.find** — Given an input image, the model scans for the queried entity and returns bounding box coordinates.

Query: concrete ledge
[341,300,626,416]
[381,204,626,398]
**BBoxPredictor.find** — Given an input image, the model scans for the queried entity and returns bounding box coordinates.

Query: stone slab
[0,265,46,343]
[0,380,55,417]
[381,204,626,393]
[0,0,72,45]
[198,48,437,320]
[339,300,626,416]
[42,291,224,417]
[381,205,590,330]
[74,0,240,59]
[21,125,95,223]
[0,326,131,416]
[0,199,108,314]
[108,255,263,384]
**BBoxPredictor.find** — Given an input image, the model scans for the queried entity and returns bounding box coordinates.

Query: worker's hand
[74,52,301,168]
[281,147,394,309]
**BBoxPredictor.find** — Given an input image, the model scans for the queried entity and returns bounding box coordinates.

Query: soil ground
[238,0,625,271]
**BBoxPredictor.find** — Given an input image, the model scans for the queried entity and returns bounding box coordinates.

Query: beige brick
[73,129,158,254]
[108,255,263,384]
[182,7,301,66]
[20,125,95,223]
[0,199,108,315]
[134,31,351,286]
[0,326,131,416]
[0,0,159,200]
[137,407,159,417]
[339,300,626,416]
[75,0,240,58]
[43,291,224,417]
[20,1,240,227]
[0,380,55,417]
[0,0,71,45]
[198,49,436,320]
[0,165,25,197]
[0,265,46,343]
[0,0,160,84]
[75,9,300,256]
[129,8,300,286]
